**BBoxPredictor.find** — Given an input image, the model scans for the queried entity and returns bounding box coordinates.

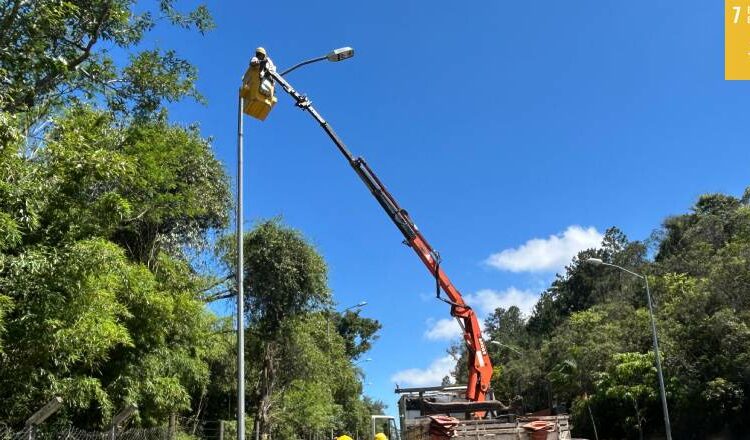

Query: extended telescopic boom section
[267,68,493,407]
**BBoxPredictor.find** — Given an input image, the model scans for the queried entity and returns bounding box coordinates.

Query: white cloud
[423,287,538,340]
[485,225,603,273]
[391,355,456,387]
[424,315,490,341]
[418,292,434,302]
[465,287,539,317]
[424,318,462,341]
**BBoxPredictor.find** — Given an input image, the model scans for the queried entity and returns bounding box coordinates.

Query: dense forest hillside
[452,190,750,439]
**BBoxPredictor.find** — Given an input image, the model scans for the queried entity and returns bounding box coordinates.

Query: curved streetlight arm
[343,301,368,312]
[489,340,522,356]
[280,56,327,76]
[600,262,645,280]
[279,47,354,76]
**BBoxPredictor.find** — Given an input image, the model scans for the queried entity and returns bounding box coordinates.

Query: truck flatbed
[404,416,572,440]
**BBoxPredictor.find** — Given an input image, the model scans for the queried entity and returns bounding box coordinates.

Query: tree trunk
[168,414,176,440]
[192,391,206,435]
[630,397,643,440]
[256,342,277,440]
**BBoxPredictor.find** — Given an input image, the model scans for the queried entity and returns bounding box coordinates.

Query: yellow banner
[726,0,750,79]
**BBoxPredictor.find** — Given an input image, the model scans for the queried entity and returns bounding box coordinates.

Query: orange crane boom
[267,68,493,408]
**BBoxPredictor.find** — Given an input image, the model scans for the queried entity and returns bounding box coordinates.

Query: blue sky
[151,1,750,413]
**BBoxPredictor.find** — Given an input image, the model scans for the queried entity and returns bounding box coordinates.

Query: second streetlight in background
[586,258,672,440]
[345,301,368,312]
[488,340,522,356]
[329,300,368,339]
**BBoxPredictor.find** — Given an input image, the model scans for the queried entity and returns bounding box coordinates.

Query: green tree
[594,352,659,440]
[334,309,382,360]
[238,220,330,439]
[0,0,211,119]
[655,273,750,435]
[0,0,232,422]
[27,106,230,262]
[543,304,648,438]
[0,239,228,427]
[225,220,382,440]
[484,306,527,350]
[269,314,364,440]
[449,188,750,439]
[527,227,646,337]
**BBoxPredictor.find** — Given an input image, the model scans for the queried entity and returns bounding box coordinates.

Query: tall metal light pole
[586,258,672,440]
[236,46,355,440]
[236,91,246,440]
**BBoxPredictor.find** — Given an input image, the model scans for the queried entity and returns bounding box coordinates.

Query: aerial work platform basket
[240,47,277,120]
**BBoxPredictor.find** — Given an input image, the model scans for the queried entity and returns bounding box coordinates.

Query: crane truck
[249,56,496,416]
[242,49,573,439]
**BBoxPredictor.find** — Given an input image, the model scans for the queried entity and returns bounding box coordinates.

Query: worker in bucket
[374,433,388,440]
[249,47,275,97]
[240,47,278,120]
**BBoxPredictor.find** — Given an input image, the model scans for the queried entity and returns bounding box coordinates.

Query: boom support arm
[267,69,493,405]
